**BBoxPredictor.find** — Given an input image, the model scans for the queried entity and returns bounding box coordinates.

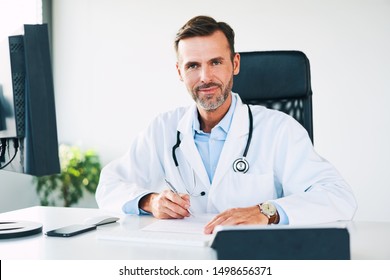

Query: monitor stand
[0,220,42,239]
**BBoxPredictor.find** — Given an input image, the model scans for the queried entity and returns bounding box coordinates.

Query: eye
[186,63,199,70]
[212,59,222,66]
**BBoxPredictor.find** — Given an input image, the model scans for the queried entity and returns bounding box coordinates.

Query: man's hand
[204,205,269,234]
[139,190,191,219]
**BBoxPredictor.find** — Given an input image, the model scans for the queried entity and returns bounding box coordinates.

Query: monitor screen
[0,24,60,176]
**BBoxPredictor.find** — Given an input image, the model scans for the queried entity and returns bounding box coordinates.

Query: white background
[1,0,389,222]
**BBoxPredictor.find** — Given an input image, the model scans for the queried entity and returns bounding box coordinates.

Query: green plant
[33,144,102,207]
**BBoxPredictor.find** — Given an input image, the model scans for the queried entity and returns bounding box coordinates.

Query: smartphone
[45,224,97,237]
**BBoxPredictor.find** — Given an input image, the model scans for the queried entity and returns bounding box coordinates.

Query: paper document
[141,214,214,234]
[97,214,216,247]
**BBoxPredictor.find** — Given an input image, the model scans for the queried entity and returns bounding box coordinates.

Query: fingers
[204,206,267,234]
[151,190,191,219]
[204,209,237,234]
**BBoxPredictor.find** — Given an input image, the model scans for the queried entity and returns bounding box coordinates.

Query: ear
[176,62,183,81]
[233,53,240,75]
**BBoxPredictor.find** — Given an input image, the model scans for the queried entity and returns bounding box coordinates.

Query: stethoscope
[232,104,253,173]
[171,104,253,196]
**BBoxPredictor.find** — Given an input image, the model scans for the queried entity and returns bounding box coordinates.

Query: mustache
[195,82,222,92]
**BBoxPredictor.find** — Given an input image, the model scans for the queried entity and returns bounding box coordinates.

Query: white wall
[1,0,389,222]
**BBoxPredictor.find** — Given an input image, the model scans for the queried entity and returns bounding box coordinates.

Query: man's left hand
[204,205,269,234]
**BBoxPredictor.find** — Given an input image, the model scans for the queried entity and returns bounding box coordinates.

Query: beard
[190,75,233,112]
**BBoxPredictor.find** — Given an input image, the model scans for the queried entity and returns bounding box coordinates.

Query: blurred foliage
[33,144,102,207]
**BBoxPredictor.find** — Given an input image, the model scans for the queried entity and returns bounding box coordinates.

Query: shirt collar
[192,93,237,135]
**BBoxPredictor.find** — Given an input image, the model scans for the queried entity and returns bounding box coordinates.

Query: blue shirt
[193,94,237,183]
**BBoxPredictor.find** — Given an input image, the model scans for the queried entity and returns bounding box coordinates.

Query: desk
[0,206,389,260]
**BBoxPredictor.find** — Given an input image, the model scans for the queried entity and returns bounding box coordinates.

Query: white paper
[141,214,215,234]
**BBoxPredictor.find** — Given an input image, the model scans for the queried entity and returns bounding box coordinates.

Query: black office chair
[232,51,314,143]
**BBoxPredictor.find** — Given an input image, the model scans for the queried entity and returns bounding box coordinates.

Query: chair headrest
[233,51,312,101]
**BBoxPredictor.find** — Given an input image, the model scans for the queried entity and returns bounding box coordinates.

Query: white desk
[0,206,389,260]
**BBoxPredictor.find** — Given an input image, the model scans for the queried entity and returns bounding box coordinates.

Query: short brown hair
[174,15,235,60]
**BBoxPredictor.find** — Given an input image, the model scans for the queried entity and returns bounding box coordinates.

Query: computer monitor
[0,24,60,176]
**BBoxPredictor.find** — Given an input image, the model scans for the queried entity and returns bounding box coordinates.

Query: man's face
[176,30,240,112]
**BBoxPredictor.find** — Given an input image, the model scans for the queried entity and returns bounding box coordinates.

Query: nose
[200,65,213,83]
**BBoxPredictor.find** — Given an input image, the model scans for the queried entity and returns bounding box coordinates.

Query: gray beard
[191,76,233,112]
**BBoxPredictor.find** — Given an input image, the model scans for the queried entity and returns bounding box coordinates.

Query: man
[96,16,357,234]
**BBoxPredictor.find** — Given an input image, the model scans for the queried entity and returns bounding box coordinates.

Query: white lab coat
[96,94,357,225]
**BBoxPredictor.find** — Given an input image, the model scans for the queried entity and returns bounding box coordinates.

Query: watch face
[262,202,276,216]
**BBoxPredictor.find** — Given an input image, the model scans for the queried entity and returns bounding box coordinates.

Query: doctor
[96,15,357,234]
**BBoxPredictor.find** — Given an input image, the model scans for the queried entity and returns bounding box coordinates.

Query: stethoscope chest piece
[233,157,249,173]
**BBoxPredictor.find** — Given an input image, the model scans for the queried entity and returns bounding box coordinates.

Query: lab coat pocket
[221,172,275,209]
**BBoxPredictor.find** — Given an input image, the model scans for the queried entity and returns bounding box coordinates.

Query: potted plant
[33,144,102,207]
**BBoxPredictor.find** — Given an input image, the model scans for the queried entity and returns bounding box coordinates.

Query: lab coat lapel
[212,97,249,187]
[177,105,210,188]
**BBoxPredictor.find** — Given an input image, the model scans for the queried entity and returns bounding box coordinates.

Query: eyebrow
[211,56,225,62]
[183,56,226,68]
[183,61,199,69]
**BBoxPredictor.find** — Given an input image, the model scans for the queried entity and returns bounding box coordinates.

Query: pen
[164,179,194,216]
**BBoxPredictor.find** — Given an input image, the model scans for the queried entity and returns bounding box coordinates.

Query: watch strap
[268,210,280,224]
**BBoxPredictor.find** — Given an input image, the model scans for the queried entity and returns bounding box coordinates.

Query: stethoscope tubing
[242,104,253,158]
